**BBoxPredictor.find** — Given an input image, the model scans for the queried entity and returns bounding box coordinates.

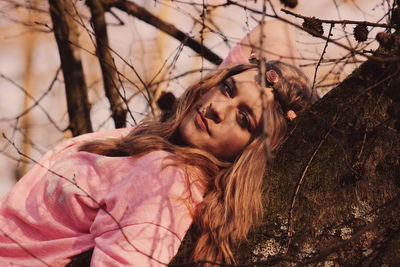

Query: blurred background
[0,0,391,197]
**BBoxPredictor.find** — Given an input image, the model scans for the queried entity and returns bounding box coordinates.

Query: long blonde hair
[79,62,314,265]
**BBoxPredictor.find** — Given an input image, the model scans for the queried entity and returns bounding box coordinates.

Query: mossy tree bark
[172,57,400,266]
[240,57,400,266]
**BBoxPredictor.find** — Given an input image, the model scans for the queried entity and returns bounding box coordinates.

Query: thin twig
[286,129,332,251]
[106,0,223,65]
[282,8,395,28]
[0,71,64,132]
[227,1,400,62]
[311,24,334,94]
[0,229,51,266]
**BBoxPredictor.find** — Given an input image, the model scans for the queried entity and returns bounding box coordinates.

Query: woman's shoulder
[51,149,183,175]
[123,150,191,184]
[40,127,132,166]
[59,150,186,183]
[133,151,205,179]
[54,127,132,152]
[130,150,206,198]
[134,150,172,162]
[45,148,205,202]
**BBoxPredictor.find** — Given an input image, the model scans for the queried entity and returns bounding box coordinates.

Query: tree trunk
[172,57,400,266]
[49,0,93,136]
[87,0,127,128]
[17,0,39,179]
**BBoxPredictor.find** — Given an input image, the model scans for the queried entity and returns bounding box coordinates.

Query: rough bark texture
[87,0,127,128]
[172,57,400,266]
[49,0,93,136]
[238,58,400,266]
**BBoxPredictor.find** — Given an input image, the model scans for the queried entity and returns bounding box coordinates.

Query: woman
[0,21,316,266]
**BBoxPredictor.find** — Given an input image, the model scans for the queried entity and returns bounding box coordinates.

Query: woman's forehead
[228,69,274,126]
[231,68,259,83]
[229,69,274,102]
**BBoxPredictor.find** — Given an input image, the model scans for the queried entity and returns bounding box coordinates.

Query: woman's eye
[222,83,233,97]
[238,112,250,129]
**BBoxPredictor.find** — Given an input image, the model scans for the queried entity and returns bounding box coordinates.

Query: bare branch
[104,0,223,65]
[286,128,332,251]
[48,0,93,136]
[282,8,395,28]
[228,1,400,62]
[311,24,334,94]
[87,0,127,128]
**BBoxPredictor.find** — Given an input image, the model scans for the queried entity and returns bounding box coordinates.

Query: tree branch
[87,0,127,128]
[104,0,223,65]
[48,0,93,136]
[281,8,395,28]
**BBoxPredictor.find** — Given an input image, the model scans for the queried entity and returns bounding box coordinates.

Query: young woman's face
[179,69,274,161]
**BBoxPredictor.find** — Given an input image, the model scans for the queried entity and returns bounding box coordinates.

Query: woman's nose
[206,101,232,123]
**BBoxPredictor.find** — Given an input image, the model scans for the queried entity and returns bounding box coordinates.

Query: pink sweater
[0,128,204,266]
[220,42,248,67]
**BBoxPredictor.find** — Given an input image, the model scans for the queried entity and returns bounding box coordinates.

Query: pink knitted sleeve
[0,149,202,267]
[219,43,249,68]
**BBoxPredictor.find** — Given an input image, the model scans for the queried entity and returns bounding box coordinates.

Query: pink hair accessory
[266,69,279,85]
[287,110,297,121]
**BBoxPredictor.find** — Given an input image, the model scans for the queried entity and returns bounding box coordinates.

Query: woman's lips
[195,110,210,135]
